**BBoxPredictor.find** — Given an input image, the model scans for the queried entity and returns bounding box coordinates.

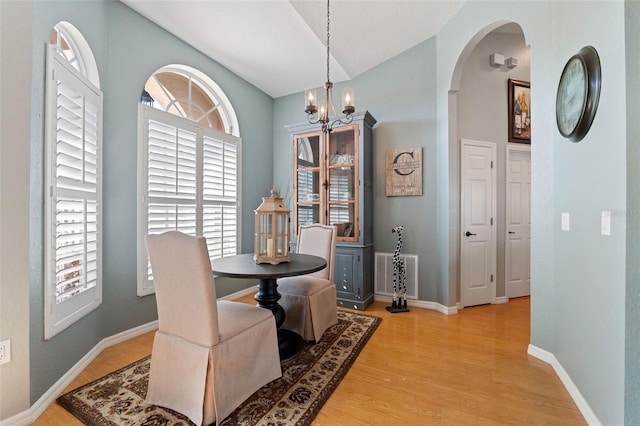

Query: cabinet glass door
[294,133,322,229]
[328,126,358,240]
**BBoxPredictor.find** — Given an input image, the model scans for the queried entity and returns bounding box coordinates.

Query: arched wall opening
[447,21,531,307]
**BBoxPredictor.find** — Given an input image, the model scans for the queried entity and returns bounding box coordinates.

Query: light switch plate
[561,212,570,231]
[601,210,611,236]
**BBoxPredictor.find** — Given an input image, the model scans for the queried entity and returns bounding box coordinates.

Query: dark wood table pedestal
[211,253,327,363]
[253,277,305,362]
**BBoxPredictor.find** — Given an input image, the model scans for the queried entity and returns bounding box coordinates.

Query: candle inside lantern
[267,238,275,257]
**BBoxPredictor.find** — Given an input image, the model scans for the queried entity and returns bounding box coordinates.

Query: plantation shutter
[147,119,198,234]
[45,47,103,339]
[203,135,238,259]
[138,107,240,295]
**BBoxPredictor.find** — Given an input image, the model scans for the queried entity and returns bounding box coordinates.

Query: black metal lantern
[140,89,154,106]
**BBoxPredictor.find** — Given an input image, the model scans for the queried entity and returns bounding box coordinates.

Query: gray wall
[626,2,640,422]
[273,39,442,304]
[551,2,626,423]
[27,0,273,405]
[0,0,33,419]
[456,29,530,299]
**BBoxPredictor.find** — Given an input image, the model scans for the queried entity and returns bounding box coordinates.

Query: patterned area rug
[57,310,380,425]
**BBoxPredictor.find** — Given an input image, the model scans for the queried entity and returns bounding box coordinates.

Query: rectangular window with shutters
[44,46,103,339]
[137,106,240,296]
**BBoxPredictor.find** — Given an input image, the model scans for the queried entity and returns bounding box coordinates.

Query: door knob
[508,231,515,234]
[465,231,476,237]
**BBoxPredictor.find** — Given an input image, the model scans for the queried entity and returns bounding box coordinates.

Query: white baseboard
[0,285,260,426]
[373,294,458,315]
[527,344,601,426]
[0,411,30,426]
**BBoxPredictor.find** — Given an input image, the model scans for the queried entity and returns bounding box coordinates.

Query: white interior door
[506,146,531,298]
[460,139,496,307]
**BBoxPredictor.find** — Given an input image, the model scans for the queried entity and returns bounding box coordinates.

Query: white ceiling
[120,0,465,98]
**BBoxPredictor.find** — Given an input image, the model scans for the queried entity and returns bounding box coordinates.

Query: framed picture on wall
[385,147,423,196]
[508,79,531,143]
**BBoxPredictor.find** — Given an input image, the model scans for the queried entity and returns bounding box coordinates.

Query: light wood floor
[34,295,586,425]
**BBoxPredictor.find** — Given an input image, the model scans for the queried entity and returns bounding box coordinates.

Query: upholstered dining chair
[277,223,338,342]
[145,231,281,426]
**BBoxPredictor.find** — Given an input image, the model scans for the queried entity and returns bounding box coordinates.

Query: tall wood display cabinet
[286,111,376,310]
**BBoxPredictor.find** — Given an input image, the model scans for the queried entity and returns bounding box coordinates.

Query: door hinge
[491,160,494,169]
[491,274,494,283]
[491,217,493,226]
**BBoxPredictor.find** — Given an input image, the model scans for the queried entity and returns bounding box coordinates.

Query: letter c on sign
[393,151,415,176]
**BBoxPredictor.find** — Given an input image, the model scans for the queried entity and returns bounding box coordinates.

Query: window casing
[44,42,103,339]
[51,23,85,75]
[137,106,241,295]
[142,65,239,136]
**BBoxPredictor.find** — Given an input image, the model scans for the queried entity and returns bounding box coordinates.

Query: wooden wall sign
[385,147,422,196]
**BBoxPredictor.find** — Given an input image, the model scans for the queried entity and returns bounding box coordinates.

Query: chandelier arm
[307,113,321,125]
[328,114,354,132]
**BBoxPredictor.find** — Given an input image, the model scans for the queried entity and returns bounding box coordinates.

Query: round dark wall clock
[555,45,602,142]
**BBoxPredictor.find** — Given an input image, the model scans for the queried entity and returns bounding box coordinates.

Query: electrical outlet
[0,339,11,365]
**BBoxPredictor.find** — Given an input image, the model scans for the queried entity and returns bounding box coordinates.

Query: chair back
[296,224,337,281]
[145,231,220,346]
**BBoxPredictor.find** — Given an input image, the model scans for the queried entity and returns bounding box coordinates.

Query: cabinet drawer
[334,251,357,294]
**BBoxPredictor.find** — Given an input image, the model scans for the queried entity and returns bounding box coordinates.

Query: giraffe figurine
[390,225,403,309]
[386,225,409,313]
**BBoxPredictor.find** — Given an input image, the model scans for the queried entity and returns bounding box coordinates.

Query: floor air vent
[374,252,418,299]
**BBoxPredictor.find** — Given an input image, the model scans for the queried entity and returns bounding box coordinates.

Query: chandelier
[304,0,355,133]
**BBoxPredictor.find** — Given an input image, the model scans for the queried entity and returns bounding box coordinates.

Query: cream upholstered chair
[145,231,281,426]
[277,223,338,342]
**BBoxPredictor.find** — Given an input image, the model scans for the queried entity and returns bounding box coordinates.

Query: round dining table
[211,253,327,362]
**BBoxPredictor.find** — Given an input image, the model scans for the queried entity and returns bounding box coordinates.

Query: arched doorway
[448,22,531,308]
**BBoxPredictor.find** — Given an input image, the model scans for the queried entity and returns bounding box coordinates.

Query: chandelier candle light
[254,189,291,265]
[304,0,355,133]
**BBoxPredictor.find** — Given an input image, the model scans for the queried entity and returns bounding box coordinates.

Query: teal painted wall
[625,1,640,423]
[273,39,442,304]
[28,0,273,403]
[550,2,626,423]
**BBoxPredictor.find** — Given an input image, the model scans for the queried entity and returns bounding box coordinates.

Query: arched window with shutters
[44,22,103,339]
[137,65,241,296]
